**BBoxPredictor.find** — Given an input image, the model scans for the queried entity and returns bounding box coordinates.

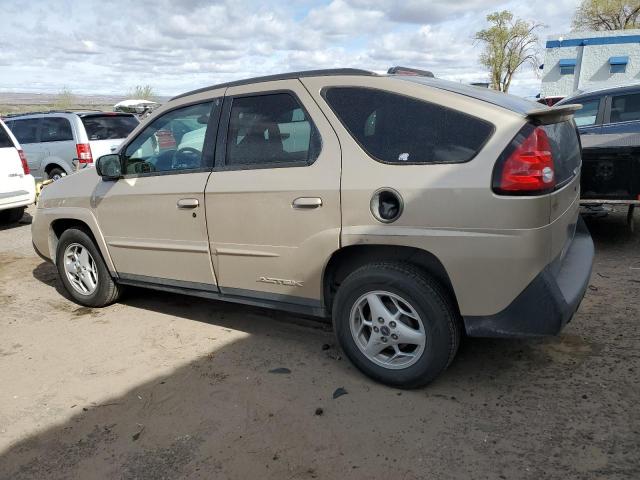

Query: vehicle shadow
[583,209,639,251]
[17,250,614,479]
[0,211,32,232]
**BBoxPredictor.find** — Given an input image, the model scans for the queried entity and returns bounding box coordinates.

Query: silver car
[4,111,139,181]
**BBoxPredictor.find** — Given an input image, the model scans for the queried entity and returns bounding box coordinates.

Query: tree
[127,85,156,100]
[53,86,75,110]
[573,0,640,31]
[474,10,542,93]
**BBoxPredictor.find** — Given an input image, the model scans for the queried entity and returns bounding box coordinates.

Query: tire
[55,228,122,307]
[48,168,66,181]
[0,207,25,224]
[332,262,461,389]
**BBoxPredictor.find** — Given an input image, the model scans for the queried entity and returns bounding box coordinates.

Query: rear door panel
[205,79,341,304]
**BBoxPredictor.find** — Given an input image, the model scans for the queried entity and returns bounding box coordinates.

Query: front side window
[324,87,493,164]
[123,102,213,175]
[41,117,74,142]
[573,98,600,127]
[225,93,321,167]
[8,118,40,144]
[610,93,640,124]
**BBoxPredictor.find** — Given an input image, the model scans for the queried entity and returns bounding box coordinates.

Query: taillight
[18,149,30,175]
[76,143,93,164]
[493,124,555,195]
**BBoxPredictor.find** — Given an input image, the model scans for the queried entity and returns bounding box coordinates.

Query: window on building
[609,56,628,74]
[559,59,577,75]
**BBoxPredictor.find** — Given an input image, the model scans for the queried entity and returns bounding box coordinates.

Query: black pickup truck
[556,85,640,229]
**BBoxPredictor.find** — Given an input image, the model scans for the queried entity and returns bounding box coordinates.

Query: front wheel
[56,228,122,307]
[332,263,461,389]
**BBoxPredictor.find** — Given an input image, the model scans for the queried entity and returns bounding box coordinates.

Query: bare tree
[573,0,640,31]
[54,86,75,110]
[475,10,542,93]
[127,85,156,100]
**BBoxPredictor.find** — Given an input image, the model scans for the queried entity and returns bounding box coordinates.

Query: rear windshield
[0,123,15,148]
[81,115,138,141]
[542,120,582,186]
[324,87,494,164]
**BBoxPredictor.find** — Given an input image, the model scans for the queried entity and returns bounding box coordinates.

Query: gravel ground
[0,206,638,479]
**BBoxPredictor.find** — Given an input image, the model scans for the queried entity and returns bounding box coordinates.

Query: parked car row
[2,111,139,181]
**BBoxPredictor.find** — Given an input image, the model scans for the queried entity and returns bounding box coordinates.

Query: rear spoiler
[526,104,582,124]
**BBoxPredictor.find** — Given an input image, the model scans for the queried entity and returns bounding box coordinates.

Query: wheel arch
[44,159,72,176]
[46,212,116,273]
[322,244,459,315]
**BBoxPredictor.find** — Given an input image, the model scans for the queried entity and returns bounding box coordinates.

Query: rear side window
[9,118,40,144]
[324,87,493,164]
[610,93,640,123]
[541,121,581,186]
[0,123,15,148]
[82,115,139,140]
[41,117,74,142]
[573,98,600,126]
[225,93,321,167]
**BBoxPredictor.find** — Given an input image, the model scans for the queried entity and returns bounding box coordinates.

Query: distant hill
[0,92,170,116]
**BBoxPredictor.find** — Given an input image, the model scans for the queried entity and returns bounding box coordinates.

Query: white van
[0,119,35,223]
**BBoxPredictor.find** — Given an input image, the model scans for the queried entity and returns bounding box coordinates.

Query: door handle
[292,197,322,209]
[177,198,199,209]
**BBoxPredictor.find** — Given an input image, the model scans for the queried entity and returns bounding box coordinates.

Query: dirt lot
[0,206,638,479]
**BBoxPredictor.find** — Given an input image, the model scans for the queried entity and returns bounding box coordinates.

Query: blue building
[540,29,640,99]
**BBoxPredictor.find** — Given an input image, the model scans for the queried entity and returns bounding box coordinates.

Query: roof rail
[171,68,376,101]
[387,66,435,78]
[3,111,53,118]
[2,108,108,118]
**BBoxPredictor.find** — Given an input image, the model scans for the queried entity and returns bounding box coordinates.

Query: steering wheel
[173,147,201,169]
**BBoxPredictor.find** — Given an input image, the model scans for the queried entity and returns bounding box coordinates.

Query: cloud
[0,0,580,97]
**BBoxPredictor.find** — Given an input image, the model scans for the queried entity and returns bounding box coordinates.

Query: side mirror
[95,154,122,180]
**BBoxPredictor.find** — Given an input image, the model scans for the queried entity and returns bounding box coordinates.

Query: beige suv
[32,69,594,388]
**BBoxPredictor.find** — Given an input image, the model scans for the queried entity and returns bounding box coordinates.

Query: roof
[169,66,541,116]
[170,68,375,101]
[394,76,541,115]
[558,82,640,103]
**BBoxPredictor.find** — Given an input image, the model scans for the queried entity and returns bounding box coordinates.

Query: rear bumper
[0,176,36,211]
[463,217,594,338]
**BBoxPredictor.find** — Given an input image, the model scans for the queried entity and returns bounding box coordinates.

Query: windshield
[81,115,139,141]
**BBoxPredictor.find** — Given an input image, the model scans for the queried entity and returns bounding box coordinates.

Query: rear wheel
[48,167,66,181]
[0,207,25,224]
[332,262,461,388]
[56,228,122,307]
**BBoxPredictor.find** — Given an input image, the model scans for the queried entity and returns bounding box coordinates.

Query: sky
[0,0,581,98]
